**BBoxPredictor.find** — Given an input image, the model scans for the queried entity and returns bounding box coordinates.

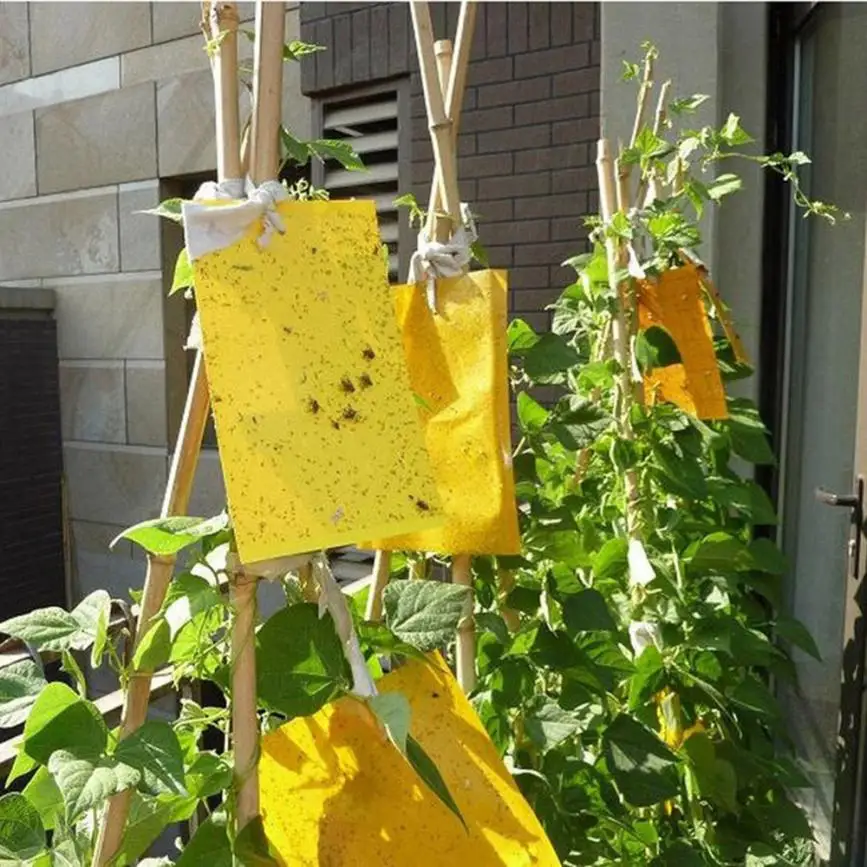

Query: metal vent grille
[320,90,401,282]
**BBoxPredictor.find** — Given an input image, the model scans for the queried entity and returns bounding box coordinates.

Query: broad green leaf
[368,693,411,754]
[0,590,110,653]
[730,676,780,718]
[91,601,110,670]
[6,746,37,786]
[561,589,616,634]
[164,574,223,639]
[283,40,325,61]
[184,753,232,800]
[748,538,786,575]
[516,392,549,432]
[176,813,232,867]
[170,248,193,295]
[114,721,186,795]
[47,751,139,823]
[0,660,46,728]
[652,841,707,866]
[592,538,629,580]
[524,702,581,750]
[707,173,743,201]
[107,793,179,867]
[406,734,466,829]
[113,513,229,557]
[602,714,679,807]
[636,326,681,371]
[727,414,775,465]
[138,198,184,223]
[233,815,279,865]
[628,647,666,709]
[59,652,86,698]
[307,139,365,172]
[256,603,349,718]
[21,766,62,831]
[382,581,471,652]
[280,128,310,166]
[132,618,172,673]
[0,793,45,861]
[669,93,710,115]
[23,683,107,764]
[720,112,754,146]
[507,318,540,354]
[355,621,429,664]
[688,532,752,572]
[775,616,821,661]
[522,333,581,380]
[707,478,777,525]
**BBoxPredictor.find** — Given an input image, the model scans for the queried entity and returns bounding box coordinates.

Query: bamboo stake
[597,138,641,539]
[364,550,391,622]
[453,554,475,691]
[249,1,286,184]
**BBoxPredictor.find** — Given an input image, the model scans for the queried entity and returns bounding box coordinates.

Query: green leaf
[47,751,139,823]
[170,248,194,295]
[23,683,107,764]
[561,589,616,634]
[283,40,325,61]
[406,734,466,829]
[184,753,232,800]
[280,127,311,166]
[592,538,629,580]
[59,651,86,698]
[176,813,232,867]
[307,139,365,172]
[368,693,411,754]
[522,333,581,380]
[108,793,182,867]
[707,173,743,201]
[0,793,45,861]
[0,660,46,728]
[164,574,224,639]
[603,715,679,806]
[707,478,777,525]
[256,603,349,718]
[356,621,430,664]
[507,319,540,355]
[720,112,754,146]
[748,538,786,575]
[91,600,110,670]
[5,747,37,786]
[113,513,229,556]
[669,93,709,115]
[524,702,581,750]
[233,816,279,865]
[132,618,172,673]
[382,581,471,652]
[775,616,821,661]
[636,326,681,370]
[470,240,490,267]
[138,198,184,223]
[730,676,780,718]
[114,721,186,795]
[0,590,110,653]
[628,646,666,709]
[21,766,62,831]
[516,392,549,432]
[727,414,775,465]
[688,532,752,572]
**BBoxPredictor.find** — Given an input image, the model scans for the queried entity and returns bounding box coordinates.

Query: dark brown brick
[507,3,528,54]
[333,14,352,86]
[514,143,589,173]
[574,4,597,42]
[508,265,549,289]
[590,90,600,117]
[312,18,333,92]
[514,240,578,266]
[479,172,550,199]
[550,215,589,242]
[556,166,597,192]
[351,8,371,81]
[472,3,487,58]
[388,3,409,73]
[461,152,513,178]
[370,5,389,80]
[483,219,548,245]
[483,244,514,268]
[486,3,507,56]
[551,3,573,47]
[468,56,514,86]
[591,39,601,67]
[553,67,598,97]
[515,192,589,220]
[477,76,550,108]
[477,124,550,154]
[515,94,590,125]
[552,116,598,145]
[460,105,513,134]
[521,311,551,332]
[458,134,477,157]
[528,2,549,51]
[514,287,561,311]
[474,198,513,222]
[514,43,590,79]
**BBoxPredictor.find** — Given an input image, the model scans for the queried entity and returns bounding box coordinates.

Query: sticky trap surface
[191,201,443,563]
[363,271,520,555]
[638,264,727,420]
[260,654,561,866]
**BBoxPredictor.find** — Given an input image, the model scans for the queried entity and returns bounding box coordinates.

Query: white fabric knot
[408,202,478,310]
[629,620,663,658]
[182,176,289,261]
[627,539,656,587]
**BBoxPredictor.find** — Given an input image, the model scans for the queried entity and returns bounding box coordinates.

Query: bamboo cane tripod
[364,0,480,694]
[93,2,285,860]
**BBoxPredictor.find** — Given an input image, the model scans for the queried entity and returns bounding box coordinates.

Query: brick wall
[300,1,600,332]
[0,303,65,618]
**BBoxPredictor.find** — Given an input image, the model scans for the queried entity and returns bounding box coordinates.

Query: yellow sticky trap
[260,654,561,866]
[638,264,727,420]
[363,271,520,555]
[190,201,443,563]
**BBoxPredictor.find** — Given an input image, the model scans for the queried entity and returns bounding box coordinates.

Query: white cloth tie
[408,202,478,310]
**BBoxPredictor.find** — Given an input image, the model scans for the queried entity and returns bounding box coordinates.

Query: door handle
[816,477,865,579]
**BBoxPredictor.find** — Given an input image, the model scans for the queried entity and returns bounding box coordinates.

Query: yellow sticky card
[363,271,520,555]
[260,654,561,866]
[638,264,728,420]
[190,201,443,563]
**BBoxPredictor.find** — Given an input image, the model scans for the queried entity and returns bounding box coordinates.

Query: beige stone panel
[282,5,312,141]
[186,449,226,517]
[50,274,164,361]
[30,2,151,76]
[119,181,161,271]
[0,110,36,201]
[126,360,168,447]
[64,441,168,527]
[122,31,211,87]
[0,189,118,280]
[59,361,126,444]
[36,83,157,194]
[152,2,255,43]
[0,3,29,85]
[157,69,218,176]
